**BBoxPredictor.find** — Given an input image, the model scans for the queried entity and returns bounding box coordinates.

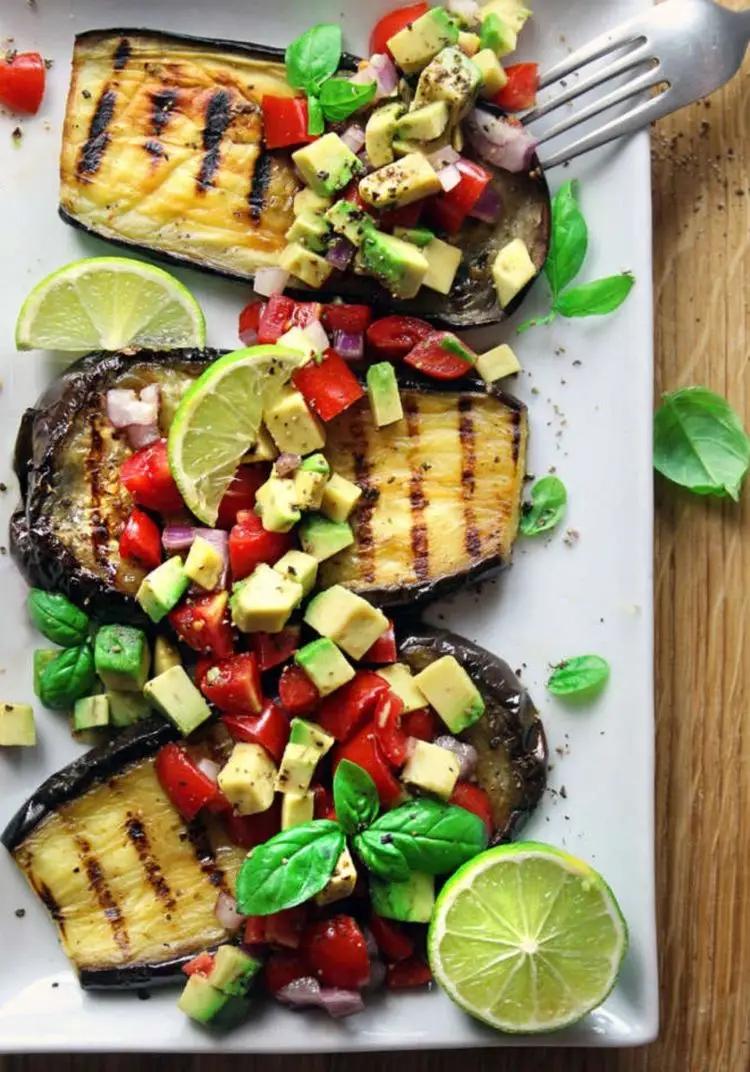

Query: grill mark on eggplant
[196,89,232,192]
[403,396,430,582]
[112,38,132,71]
[77,89,116,178]
[84,420,112,575]
[38,880,66,934]
[248,151,272,222]
[185,819,230,894]
[348,409,376,584]
[458,396,482,561]
[150,89,177,136]
[144,140,166,161]
[510,407,522,464]
[74,834,130,954]
[124,815,177,910]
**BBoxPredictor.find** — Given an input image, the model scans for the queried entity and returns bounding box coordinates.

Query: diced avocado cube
[144,664,212,736]
[370,871,435,922]
[365,101,406,168]
[458,30,481,56]
[206,945,262,998]
[136,556,189,624]
[294,187,332,217]
[367,362,404,428]
[285,210,331,253]
[0,703,36,747]
[218,742,277,815]
[304,585,389,661]
[325,200,373,248]
[492,237,537,308]
[473,48,508,96]
[264,386,326,456]
[281,789,315,829]
[359,153,441,210]
[423,237,463,295]
[73,694,109,731]
[275,741,321,795]
[242,424,278,463]
[476,343,521,382]
[387,6,460,74]
[482,0,531,36]
[107,688,152,728]
[315,847,358,906]
[256,474,301,534]
[33,649,57,699]
[277,326,320,364]
[273,549,318,597]
[231,563,303,634]
[154,635,182,677]
[413,47,482,123]
[299,513,354,562]
[293,467,328,511]
[375,663,427,712]
[178,974,232,1025]
[94,625,150,692]
[401,738,460,799]
[396,101,450,142]
[320,473,362,522]
[184,536,225,591]
[479,12,517,57]
[412,654,485,731]
[295,637,355,697]
[358,229,429,300]
[292,133,364,197]
[279,242,334,289]
[300,452,330,476]
[393,225,436,248]
[289,717,335,755]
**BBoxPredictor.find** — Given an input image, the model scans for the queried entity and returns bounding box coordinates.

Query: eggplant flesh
[11,350,526,620]
[59,28,550,328]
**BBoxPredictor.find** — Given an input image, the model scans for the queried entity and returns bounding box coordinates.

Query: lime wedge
[428,842,628,1034]
[168,346,301,525]
[16,257,206,351]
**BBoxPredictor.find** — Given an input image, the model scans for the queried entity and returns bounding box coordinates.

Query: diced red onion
[126,422,160,450]
[214,891,245,932]
[447,0,479,20]
[162,524,197,553]
[254,266,289,297]
[341,123,366,154]
[197,757,220,782]
[366,958,387,991]
[465,109,539,174]
[239,325,258,346]
[275,452,302,477]
[427,145,460,171]
[106,387,159,429]
[369,53,399,98]
[277,978,365,1019]
[195,528,229,588]
[303,319,330,354]
[332,329,364,361]
[326,237,355,271]
[437,163,462,192]
[435,735,479,780]
[468,184,503,223]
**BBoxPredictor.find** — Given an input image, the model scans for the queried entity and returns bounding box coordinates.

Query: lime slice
[428,842,628,1034]
[16,257,206,351]
[168,346,300,525]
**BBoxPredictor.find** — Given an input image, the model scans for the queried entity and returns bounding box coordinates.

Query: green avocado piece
[94,625,150,692]
[325,200,373,248]
[367,362,404,428]
[294,638,355,697]
[144,665,212,736]
[177,973,249,1027]
[299,513,354,563]
[370,871,435,922]
[107,689,153,728]
[206,945,262,998]
[73,694,110,731]
[136,557,189,624]
[358,229,429,300]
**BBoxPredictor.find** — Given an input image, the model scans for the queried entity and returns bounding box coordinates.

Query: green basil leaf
[547,655,610,699]
[306,94,325,136]
[39,643,96,710]
[319,78,377,122]
[333,759,380,835]
[285,24,342,94]
[519,476,567,537]
[545,180,588,297]
[27,589,90,646]
[653,387,750,501]
[517,312,556,335]
[235,820,344,915]
[354,799,487,880]
[554,273,634,318]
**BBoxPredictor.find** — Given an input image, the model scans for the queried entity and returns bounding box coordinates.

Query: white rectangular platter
[0,0,658,1051]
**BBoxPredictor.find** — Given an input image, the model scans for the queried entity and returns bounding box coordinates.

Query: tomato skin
[293,350,365,422]
[426,159,492,235]
[450,781,494,836]
[369,915,415,963]
[378,200,424,233]
[118,507,162,571]
[261,95,316,149]
[302,915,370,989]
[0,52,45,114]
[201,652,263,714]
[228,510,293,581]
[372,690,409,767]
[217,465,267,529]
[322,303,372,335]
[402,706,439,742]
[264,951,312,995]
[168,592,235,659]
[243,916,267,948]
[316,671,390,741]
[224,798,281,849]
[370,3,429,56]
[366,315,433,361]
[238,299,265,346]
[361,620,397,664]
[221,701,290,764]
[403,330,476,381]
[252,626,300,671]
[333,725,404,807]
[182,951,216,978]
[386,956,432,989]
[265,905,308,949]
[278,664,320,716]
[155,743,221,820]
[289,301,323,330]
[193,656,214,689]
[493,63,540,112]
[257,294,296,343]
[311,782,336,820]
[120,439,184,514]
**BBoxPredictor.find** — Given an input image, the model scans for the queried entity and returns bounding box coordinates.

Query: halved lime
[168,346,300,525]
[428,842,628,1034]
[16,257,206,351]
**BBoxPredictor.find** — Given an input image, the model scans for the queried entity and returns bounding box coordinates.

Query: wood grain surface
[3,8,749,1072]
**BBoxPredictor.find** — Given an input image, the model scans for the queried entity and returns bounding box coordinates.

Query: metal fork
[519,0,750,169]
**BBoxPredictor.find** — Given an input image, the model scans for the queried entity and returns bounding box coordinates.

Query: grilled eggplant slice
[11,351,526,619]
[2,717,246,989]
[59,28,550,327]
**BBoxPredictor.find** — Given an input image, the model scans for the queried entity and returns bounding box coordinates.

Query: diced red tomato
[261,95,317,150]
[222,701,290,763]
[0,51,45,114]
[403,330,476,381]
[293,350,365,422]
[265,905,308,950]
[228,510,293,581]
[217,465,268,529]
[118,507,162,571]
[450,781,494,836]
[373,690,409,767]
[316,671,390,741]
[301,915,370,989]
[493,63,540,113]
[369,915,415,963]
[289,301,323,330]
[264,951,312,995]
[201,652,263,713]
[155,743,222,820]
[223,798,281,849]
[257,294,296,344]
[370,3,429,56]
[311,782,335,820]
[278,664,320,716]
[194,656,214,689]
[120,439,184,514]
[334,725,404,807]
[342,180,376,217]
[378,200,424,233]
[243,916,267,948]
[402,706,439,742]
[238,299,265,346]
[182,951,216,978]
[322,303,372,335]
[366,315,433,361]
[252,626,301,671]
[426,159,492,235]
[386,956,433,989]
[169,592,235,659]
[361,621,397,664]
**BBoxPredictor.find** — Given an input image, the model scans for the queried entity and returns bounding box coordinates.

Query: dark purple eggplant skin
[397,624,547,843]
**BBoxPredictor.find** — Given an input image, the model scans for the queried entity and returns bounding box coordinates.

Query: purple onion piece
[275,452,302,477]
[434,735,479,780]
[427,144,460,171]
[162,524,197,553]
[195,528,229,589]
[465,108,539,174]
[254,266,289,297]
[469,184,503,223]
[369,52,399,97]
[332,329,364,361]
[341,123,366,154]
[196,757,220,782]
[106,388,158,429]
[277,978,365,1018]
[214,891,245,932]
[326,236,355,271]
[437,163,462,192]
[126,422,160,450]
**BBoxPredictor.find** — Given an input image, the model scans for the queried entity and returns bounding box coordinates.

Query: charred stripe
[144,139,166,161]
[124,815,177,911]
[74,835,130,954]
[186,820,231,894]
[510,407,522,464]
[85,420,112,576]
[150,89,177,136]
[458,396,482,561]
[349,409,376,584]
[112,38,132,71]
[196,89,232,192]
[38,880,66,934]
[248,151,272,222]
[77,89,116,178]
[404,395,430,582]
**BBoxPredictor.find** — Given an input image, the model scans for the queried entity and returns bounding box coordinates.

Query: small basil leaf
[39,643,96,710]
[285,24,342,94]
[307,94,325,136]
[235,820,344,915]
[333,759,380,835]
[319,78,377,122]
[554,273,634,318]
[519,476,567,537]
[353,830,411,882]
[653,387,750,501]
[517,312,556,335]
[27,589,90,646]
[547,655,610,699]
[545,180,588,297]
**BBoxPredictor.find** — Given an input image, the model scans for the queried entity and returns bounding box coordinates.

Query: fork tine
[538,20,647,90]
[535,67,664,148]
[539,91,672,169]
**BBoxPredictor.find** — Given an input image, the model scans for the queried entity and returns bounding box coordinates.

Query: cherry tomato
[228,510,293,581]
[402,707,439,742]
[155,743,221,820]
[251,627,300,672]
[293,349,365,421]
[261,95,317,149]
[289,301,323,330]
[426,159,492,235]
[264,951,312,995]
[378,200,424,233]
[118,507,162,571]
[311,782,336,820]
[301,915,370,989]
[385,956,432,989]
[322,303,372,335]
[450,781,494,836]
[493,63,540,113]
[370,3,429,57]
[120,439,184,514]
[217,465,268,529]
[243,916,267,948]
[201,652,264,713]
[366,315,433,361]
[265,905,308,950]
[168,592,235,659]
[238,299,265,346]
[316,671,390,741]
[0,52,45,114]
[224,799,281,849]
[257,294,296,343]
[221,702,290,764]
[333,725,404,807]
[361,620,397,664]
[369,915,415,963]
[403,330,477,381]
[278,664,320,716]
[373,689,409,767]
[193,656,214,689]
